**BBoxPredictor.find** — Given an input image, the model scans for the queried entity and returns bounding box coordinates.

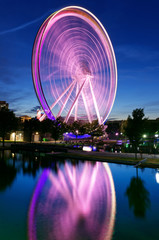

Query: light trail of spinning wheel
[33,6,117,124]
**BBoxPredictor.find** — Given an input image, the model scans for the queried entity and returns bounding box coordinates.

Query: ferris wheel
[32,6,117,124]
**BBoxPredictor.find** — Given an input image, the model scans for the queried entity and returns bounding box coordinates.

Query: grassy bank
[48,151,159,168]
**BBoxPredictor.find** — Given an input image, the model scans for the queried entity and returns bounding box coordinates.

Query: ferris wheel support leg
[64,79,87,123]
[57,81,76,118]
[81,90,92,123]
[89,79,101,125]
[74,84,79,121]
[50,79,76,111]
[40,80,76,121]
[39,80,76,121]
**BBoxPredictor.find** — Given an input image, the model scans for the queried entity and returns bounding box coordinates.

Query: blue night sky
[0,0,159,120]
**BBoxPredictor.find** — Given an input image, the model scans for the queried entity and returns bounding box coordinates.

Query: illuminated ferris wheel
[32,6,117,124]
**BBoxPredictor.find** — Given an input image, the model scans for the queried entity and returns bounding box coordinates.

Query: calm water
[0,150,159,240]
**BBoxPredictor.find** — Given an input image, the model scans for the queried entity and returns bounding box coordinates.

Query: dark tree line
[1,106,158,154]
[0,106,105,146]
[23,117,67,143]
[0,107,19,147]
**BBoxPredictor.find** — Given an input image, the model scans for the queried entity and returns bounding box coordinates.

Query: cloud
[0,10,53,36]
[107,117,120,121]
[30,105,41,112]
[25,105,41,114]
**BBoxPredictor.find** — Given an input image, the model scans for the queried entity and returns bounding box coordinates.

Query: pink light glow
[28,161,116,240]
[32,6,117,123]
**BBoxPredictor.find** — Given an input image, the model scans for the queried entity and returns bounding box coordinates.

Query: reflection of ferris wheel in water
[32,6,117,124]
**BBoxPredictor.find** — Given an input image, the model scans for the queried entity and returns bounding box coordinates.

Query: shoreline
[47,150,159,168]
[1,144,159,168]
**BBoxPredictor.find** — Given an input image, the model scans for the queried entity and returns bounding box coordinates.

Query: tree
[38,118,52,142]
[106,121,121,139]
[84,120,104,144]
[23,118,39,142]
[123,108,146,159]
[0,107,18,147]
[51,118,65,143]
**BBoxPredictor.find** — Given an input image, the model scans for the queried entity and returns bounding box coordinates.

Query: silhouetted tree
[23,118,39,142]
[38,118,52,142]
[125,176,150,218]
[106,121,121,139]
[84,120,104,144]
[70,121,81,134]
[51,118,65,143]
[123,108,146,159]
[0,107,18,147]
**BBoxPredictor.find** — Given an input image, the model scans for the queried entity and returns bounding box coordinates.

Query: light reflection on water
[0,150,159,240]
[28,161,116,240]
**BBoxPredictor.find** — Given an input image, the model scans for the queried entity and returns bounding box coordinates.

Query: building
[10,131,24,141]
[20,115,32,122]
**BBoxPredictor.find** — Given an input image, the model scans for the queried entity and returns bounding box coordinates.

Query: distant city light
[156,172,159,184]
[92,146,97,151]
[143,134,147,138]
[82,146,92,152]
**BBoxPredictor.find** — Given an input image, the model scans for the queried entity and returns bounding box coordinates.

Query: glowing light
[143,134,147,138]
[156,172,159,184]
[63,132,91,139]
[155,134,159,138]
[32,6,117,124]
[28,161,116,240]
[10,132,15,141]
[92,146,97,151]
[82,146,92,152]
[37,110,42,120]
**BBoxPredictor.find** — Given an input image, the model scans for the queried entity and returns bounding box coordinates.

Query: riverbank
[1,142,159,168]
[47,149,159,168]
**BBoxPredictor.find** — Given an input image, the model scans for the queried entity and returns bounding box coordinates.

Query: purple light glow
[32,6,117,124]
[63,132,91,139]
[28,162,116,240]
